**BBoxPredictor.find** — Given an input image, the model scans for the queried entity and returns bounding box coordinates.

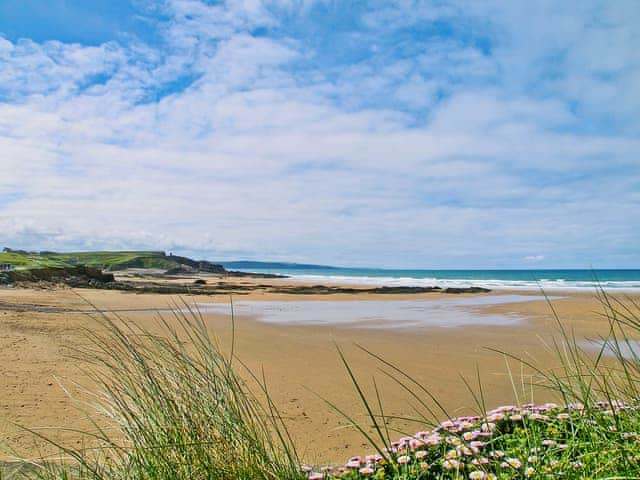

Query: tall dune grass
[20,303,303,480]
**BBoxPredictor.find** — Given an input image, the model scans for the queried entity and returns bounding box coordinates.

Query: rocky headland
[0,249,491,295]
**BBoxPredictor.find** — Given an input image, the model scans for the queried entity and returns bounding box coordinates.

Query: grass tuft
[20,300,303,480]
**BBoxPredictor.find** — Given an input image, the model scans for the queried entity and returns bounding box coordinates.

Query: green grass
[9,302,303,480]
[48,251,174,271]
[5,292,640,480]
[0,252,69,269]
[0,251,176,271]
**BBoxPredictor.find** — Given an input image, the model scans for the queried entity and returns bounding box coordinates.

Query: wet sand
[0,281,637,464]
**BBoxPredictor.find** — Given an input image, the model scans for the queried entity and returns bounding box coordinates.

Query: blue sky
[0,0,638,268]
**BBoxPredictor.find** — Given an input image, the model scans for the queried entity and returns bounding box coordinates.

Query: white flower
[446,436,462,446]
[481,422,496,432]
[445,449,459,459]
[443,459,461,470]
[506,457,522,469]
[415,450,428,460]
[487,413,505,422]
[469,471,486,479]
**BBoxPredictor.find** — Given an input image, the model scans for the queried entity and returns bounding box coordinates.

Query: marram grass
[8,292,640,480]
[18,302,303,480]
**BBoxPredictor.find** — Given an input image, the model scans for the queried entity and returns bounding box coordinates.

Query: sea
[223,265,640,292]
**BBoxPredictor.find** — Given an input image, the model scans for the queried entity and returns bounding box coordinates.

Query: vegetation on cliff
[0,249,225,273]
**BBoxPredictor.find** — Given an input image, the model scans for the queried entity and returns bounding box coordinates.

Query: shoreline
[7,263,640,295]
[234,267,640,292]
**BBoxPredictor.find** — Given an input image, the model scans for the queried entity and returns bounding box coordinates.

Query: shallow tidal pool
[194,295,558,329]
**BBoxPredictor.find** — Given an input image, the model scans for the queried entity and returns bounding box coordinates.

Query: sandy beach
[1,278,638,465]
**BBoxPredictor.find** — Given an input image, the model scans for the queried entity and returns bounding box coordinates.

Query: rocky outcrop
[164,254,226,274]
[0,265,114,288]
[444,286,491,294]
[224,270,287,279]
[268,285,491,295]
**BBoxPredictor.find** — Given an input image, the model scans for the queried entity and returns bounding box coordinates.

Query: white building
[0,263,15,271]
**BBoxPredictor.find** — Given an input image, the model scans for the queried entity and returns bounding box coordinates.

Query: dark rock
[165,266,197,275]
[163,255,226,274]
[444,287,491,294]
[225,270,288,279]
[0,265,114,287]
[269,285,488,295]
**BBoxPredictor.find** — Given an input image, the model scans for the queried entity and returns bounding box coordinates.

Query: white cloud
[0,37,126,100]
[0,0,638,267]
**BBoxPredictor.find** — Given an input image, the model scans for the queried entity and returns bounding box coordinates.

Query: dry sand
[0,280,638,465]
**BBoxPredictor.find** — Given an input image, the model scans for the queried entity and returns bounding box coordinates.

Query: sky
[0,0,638,269]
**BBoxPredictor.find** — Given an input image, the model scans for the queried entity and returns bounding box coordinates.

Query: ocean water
[233,267,640,291]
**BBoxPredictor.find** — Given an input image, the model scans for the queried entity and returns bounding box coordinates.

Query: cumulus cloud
[0,0,638,267]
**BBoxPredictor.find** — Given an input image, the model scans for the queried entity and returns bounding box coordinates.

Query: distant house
[0,263,15,271]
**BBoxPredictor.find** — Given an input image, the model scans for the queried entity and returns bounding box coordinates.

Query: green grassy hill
[0,251,69,269]
[0,249,224,273]
[48,251,175,270]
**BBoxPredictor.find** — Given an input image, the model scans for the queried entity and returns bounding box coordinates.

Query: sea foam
[282,274,640,292]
